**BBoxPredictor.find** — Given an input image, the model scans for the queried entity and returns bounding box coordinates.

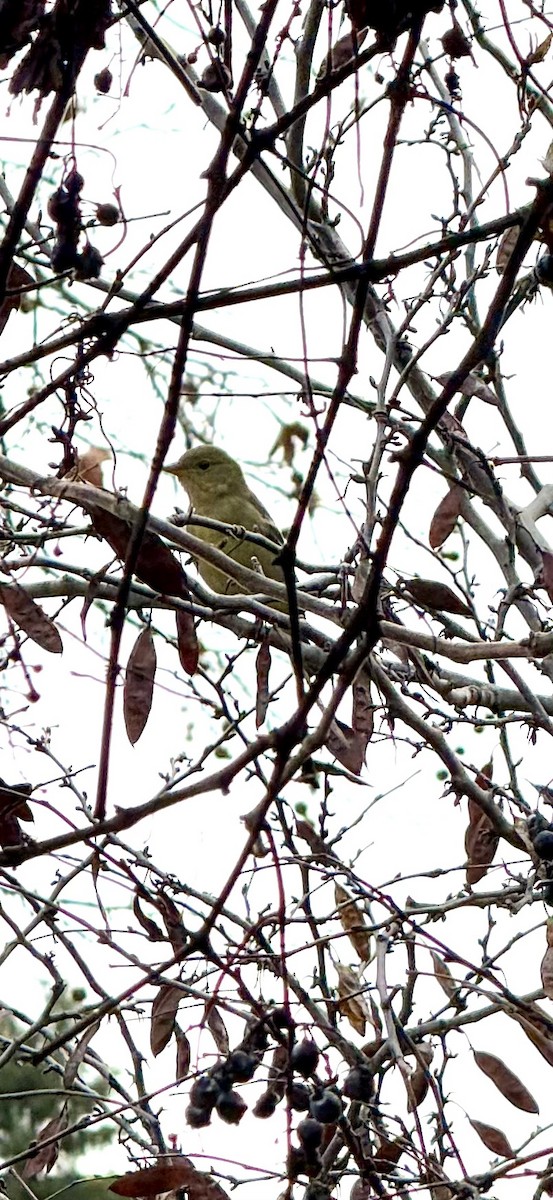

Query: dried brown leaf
[542,918,553,999]
[89,504,189,598]
[336,963,369,1036]
[175,608,199,675]
[255,640,271,727]
[132,893,164,942]
[496,226,520,274]
[64,446,110,487]
[468,1117,514,1159]
[473,1050,539,1113]
[0,262,34,336]
[110,1158,230,1200]
[205,1003,229,1056]
[335,884,373,962]
[407,1044,433,1111]
[22,1110,68,1179]
[150,984,181,1056]
[352,668,374,742]
[317,26,368,78]
[430,951,462,1006]
[436,371,497,406]
[326,718,366,775]
[176,1027,191,1079]
[403,578,472,617]
[0,583,62,654]
[124,627,156,744]
[528,32,553,67]
[429,485,463,550]
[465,797,499,885]
[63,1020,101,1088]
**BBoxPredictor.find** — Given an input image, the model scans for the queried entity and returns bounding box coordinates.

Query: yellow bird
[163,445,286,600]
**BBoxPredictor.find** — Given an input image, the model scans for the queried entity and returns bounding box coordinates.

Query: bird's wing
[244,486,285,545]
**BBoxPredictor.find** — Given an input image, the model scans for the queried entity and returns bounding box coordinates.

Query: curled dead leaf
[335,883,373,962]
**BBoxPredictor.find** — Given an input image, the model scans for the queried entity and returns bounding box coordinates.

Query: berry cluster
[48,169,104,281]
[185,1010,375,1183]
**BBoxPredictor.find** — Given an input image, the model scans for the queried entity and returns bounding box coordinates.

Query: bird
[163,445,286,601]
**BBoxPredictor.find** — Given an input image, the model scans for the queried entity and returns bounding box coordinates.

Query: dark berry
[189,1075,219,1109]
[207,25,226,45]
[75,242,103,280]
[289,1081,311,1111]
[533,830,553,860]
[290,1038,319,1078]
[216,1089,247,1124]
[65,169,84,196]
[287,1146,308,1180]
[186,1103,211,1128]
[96,202,119,227]
[310,1089,343,1124]
[228,1049,257,1082]
[343,1064,374,1102]
[198,61,232,92]
[94,67,112,93]
[51,240,79,273]
[270,1005,295,1030]
[537,255,553,288]
[253,1090,278,1118]
[297,1117,323,1152]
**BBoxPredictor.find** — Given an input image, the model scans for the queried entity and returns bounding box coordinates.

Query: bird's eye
[197,461,210,471]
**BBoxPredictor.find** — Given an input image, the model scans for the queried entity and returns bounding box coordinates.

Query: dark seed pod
[528,812,551,843]
[291,1038,319,1079]
[343,1064,374,1102]
[289,1081,311,1111]
[445,68,461,99]
[48,187,71,223]
[186,1103,212,1127]
[297,1117,323,1152]
[190,1074,220,1109]
[228,1049,257,1082]
[310,1089,343,1124]
[216,1089,247,1124]
[94,67,113,93]
[211,1061,234,1093]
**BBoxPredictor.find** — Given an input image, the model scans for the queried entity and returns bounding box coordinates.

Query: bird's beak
[163,462,180,477]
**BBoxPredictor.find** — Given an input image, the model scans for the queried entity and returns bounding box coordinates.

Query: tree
[1,1,553,1197]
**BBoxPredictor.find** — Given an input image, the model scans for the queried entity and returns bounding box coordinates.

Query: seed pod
[291,1039,319,1079]
[94,67,113,93]
[310,1089,342,1124]
[216,1089,247,1124]
[96,202,119,226]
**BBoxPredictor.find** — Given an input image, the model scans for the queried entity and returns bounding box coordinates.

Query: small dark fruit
[186,1103,212,1128]
[537,255,553,288]
[96,203,119,227]
[75,242,103,280]
[51,240,79,273]
[94,67,113,93]
[286,1146,308,1180]
[533,830,553,861]
[253,1089,278,1118]
[198,61,232,92]
[310,1089,343,1124]
[343,1064,374,1102]
[289,1081,311,1111]
[207,25,226,45]
[228,1049,257,1082]
[65,169,84,196]
[189,1074,220,1109]
[297,1117,323,1152]
[216,1089,247,1124]
[270,1005,295,1029]
[290,1038,319,1078]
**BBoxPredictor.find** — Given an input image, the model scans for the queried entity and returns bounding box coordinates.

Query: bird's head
[163,445,246,508]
